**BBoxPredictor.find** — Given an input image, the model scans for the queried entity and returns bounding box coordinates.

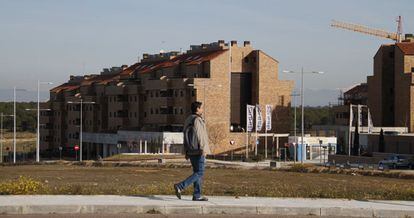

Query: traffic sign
[74,145,79,151]
[230,140,235,145]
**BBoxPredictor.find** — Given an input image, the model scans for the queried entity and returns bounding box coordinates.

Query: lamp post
[26,107,51,162]
[290,92,300,163]
[283,69,324,163]
[67,99,95,162]
[36,81,53,162]
[1,113,14,163]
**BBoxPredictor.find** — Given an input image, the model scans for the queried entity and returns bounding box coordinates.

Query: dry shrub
[0,176,47,195]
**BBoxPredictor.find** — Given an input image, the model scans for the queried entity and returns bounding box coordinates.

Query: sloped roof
[344,83,368,95]
[50,83,80,93]
[396,42,414,55]
[138,49,226,74]
[51,49,226,92]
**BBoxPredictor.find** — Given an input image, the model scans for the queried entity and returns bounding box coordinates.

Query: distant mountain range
[0,88,341,106]
[0,89,50,102]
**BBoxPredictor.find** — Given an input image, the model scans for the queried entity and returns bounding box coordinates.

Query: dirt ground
[0,164,413,200]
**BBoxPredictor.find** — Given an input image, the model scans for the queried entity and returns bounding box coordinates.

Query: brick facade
[367,42,414,132]
[40,40,293,158]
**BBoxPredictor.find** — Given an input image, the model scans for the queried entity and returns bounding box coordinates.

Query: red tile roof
[138,49,226,74]
[51,49,226,92]
[396,42,414,55]
[50,84,80,93]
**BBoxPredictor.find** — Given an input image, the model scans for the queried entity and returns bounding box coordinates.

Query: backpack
[183,116,203,155]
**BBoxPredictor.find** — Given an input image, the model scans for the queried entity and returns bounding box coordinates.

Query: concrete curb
[0,195,413,218]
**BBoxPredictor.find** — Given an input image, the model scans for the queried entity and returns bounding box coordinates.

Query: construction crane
[331,16,403,42]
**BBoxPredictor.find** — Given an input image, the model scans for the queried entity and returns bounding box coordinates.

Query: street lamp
[187,82,222,122]
[13,87,27,164]
[290,92,300,163]
[37,81,53,162]
[0,113,14,163]
[67,98,95,162]
[283,69,324,163]
[25,107,51,162]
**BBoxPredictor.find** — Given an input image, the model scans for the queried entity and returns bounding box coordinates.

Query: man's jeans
[176,155,205,198]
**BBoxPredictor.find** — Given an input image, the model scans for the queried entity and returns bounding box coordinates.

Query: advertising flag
[247,105,255,132]
[368,108,373,134]
[265,104,272,131]
[256,104,263,131]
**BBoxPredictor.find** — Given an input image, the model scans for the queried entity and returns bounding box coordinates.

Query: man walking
[174,101,210,201]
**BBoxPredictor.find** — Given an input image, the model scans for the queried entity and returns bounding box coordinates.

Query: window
[180,108,183,114]
[174,108,177,114]
[150,108,153,114]
[278,95,285,106]
[389,52,394,58]
[174,90,178,97]
[134,112,137,118]
[134,96,137,102]
[155,109,159,114]
[144,112,147,117]
[180,91,184,97]
[244,57,249,63]
[412,67,414,73]
[155,91,159,97]
[191,90,195,97]
[109,112,112,117]
[150,91,153,97]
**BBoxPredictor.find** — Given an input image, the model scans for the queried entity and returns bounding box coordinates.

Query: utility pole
[283,69,324,163]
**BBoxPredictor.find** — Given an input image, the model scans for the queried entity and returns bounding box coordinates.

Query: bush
[0,176,46,195]
[288,164,312,173]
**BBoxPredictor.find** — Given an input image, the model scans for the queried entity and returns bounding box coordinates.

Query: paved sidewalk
[0,195,413,217]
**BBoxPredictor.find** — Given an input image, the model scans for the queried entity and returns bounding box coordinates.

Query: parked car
[378,155,414,169]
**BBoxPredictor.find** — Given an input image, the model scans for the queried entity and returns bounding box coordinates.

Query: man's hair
[191,101,202,114]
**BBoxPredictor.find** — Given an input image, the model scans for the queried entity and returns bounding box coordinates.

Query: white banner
[349,104,353,127]
[256,104,263,131]
[357,105,362,132]
[247,105,255,132]
[265,104,272,131]
[368,108,373,134]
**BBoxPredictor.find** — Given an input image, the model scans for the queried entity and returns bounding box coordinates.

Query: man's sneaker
[174,184,181,199]
[192,196,208,201]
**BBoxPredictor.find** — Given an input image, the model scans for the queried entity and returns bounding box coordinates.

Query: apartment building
[367,41,414,131]
[40,40,294,159]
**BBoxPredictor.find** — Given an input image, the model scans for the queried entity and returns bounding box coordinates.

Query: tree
[0,102,37,132]
[207,123,227,153]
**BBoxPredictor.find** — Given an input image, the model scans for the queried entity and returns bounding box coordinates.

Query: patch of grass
[0,165,413,200]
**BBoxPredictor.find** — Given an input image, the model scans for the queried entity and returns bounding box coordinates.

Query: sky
[0,0,413,104]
